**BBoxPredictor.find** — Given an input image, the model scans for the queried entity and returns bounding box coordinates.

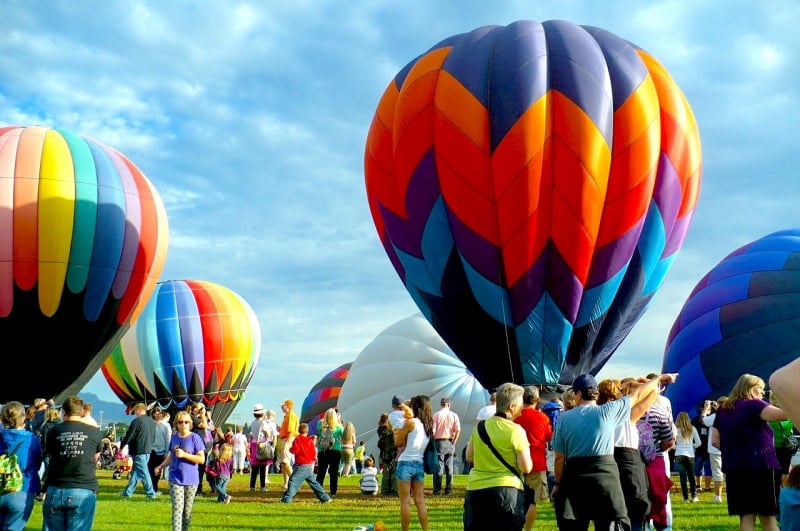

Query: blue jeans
[216,476,230,502]
[0,491,35,531]
[123,453,156,496]
[281,464,331,503]
[42,487,97,531]
[396,460,425,483]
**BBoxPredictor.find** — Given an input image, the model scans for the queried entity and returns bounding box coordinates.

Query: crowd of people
[2,356,800,530]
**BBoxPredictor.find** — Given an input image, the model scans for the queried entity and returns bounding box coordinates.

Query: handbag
[476,420,522,481]
[784,432,799,454]
[257,441,275,461]
[423,437,438,474]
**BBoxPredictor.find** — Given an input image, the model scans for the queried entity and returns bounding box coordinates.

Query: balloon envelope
[663,229,800,417]
[101,279,261,426]
[0,125,168,404]
[337,314,489,462]
[300,362,352,436]
[365,20,701,390]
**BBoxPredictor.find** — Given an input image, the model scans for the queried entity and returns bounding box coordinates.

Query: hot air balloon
[337,314,489,462]
[0,125,168,404]
[300,362,352,436]
[663,229,800,417]
[101,279,261,426]
[365,20,702,390]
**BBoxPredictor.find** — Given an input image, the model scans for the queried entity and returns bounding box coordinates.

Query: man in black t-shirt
[119,402,158,498]
[43,396,103,531]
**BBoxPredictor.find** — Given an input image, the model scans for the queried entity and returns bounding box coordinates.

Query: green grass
[23,470,741,530]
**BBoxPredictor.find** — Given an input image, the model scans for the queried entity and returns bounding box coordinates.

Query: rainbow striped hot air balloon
[101,280,261,425]
[365,20,702,390]
[300,362,352,436]
[0,125,168,404]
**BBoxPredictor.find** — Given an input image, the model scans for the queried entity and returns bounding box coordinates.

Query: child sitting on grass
[213,443,234,503]
[360,456,379,495]
[280,423,332,503]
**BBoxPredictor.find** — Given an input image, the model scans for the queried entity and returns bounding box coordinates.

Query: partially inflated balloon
[101,280,261,426]
[300,362,351,436]
[663,230,800,417]
[337,314,489,460]
[0,125,168,404]
[365,20,701,389]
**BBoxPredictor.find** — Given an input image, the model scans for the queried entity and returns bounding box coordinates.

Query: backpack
[636,413,659,463]
[319,425,335,452]
[542,401,563,433]
[377,425,397,464]
[0,441,24,494]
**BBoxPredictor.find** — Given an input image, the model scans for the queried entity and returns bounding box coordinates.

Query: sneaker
[250,488,255,492]
[683,498,691,503]
[321,498,332,503]
[261,487,268,492]
[224,495,232,504]
[147,492,161,499]
[692,495,700,503]
[712,495,723,503]
[118,492,132,498]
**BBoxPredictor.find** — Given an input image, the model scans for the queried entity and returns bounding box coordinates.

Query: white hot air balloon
[337,314,489,468]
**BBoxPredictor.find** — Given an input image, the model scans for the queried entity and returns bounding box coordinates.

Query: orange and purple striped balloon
[0,125,168,403]
[365,20,702,389]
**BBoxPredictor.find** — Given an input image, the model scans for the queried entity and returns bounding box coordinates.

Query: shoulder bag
[476,420,522,481]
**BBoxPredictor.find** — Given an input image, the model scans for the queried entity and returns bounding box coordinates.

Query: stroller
[97,439,117,470]
[112,446,132,480]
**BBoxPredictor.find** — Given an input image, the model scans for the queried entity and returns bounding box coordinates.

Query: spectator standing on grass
[0,401,43,531]
[119,402,158,499]
[232,425,248,475]
[713,374,787,531]
[702,398,727,503]
[316,408,343,496]
[278,399,300,491]
[42,396,103,531]
[377,412,398,496]
[280,423,332,504]
[552,373,677,531]
[431,396,460,496]
[155,410,205,531]
[514,385,552,531]
[644,372,677,531]
[341,421,357,477]
[394,395,432,531]
[354,440,366,474]
[674,411,701,503]
[464,383,531,531]
[148,406,171,493]
[691,403,712,493]
[248,404,270,492]
[212,443,233,504]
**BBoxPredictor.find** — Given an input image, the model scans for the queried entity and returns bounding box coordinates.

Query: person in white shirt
[674,411,701,503]
[476,392,497,421]
[360,456,380,495]
[701,398,726,502]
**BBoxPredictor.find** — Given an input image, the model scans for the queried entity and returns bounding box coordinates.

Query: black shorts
[725,468,780,516]
[464,487,525,531]
[775,447,794,474]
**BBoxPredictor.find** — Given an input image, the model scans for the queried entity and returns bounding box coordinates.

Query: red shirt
[289,434,317,466]
[515,407,552,472]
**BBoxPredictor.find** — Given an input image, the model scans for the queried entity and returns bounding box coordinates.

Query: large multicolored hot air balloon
[337,313,489,461]
[365,20,702,390]
[0,125,168,404]
[101,279,261,425]
[300,362,352,436]
[663,229,800,417]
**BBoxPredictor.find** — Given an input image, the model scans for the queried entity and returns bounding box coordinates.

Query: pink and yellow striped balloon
[0,125,168,403]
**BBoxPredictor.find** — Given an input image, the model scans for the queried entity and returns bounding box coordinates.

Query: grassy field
[22,470,741,530]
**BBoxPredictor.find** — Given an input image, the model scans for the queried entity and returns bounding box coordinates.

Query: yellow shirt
[280,410,299,439]
[354,444,366,460]
[466,416,528,491]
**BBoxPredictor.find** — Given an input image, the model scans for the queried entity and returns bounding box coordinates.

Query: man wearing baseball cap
[278,399,299,490]
[552,372,678,530]
[431,396,460,495]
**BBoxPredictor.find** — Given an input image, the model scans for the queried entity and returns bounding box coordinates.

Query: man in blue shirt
[552,372,677,530]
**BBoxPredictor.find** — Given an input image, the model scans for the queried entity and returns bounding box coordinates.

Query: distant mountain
[78,392,130,427]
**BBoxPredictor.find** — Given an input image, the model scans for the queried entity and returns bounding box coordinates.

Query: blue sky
[2,1,798,423]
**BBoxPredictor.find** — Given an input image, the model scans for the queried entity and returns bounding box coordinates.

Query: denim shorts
[396,460,425,482]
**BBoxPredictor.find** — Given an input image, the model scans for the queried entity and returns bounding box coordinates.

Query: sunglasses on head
[176,420,192,424]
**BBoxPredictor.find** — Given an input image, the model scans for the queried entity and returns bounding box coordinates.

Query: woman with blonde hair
[712,374,787,531]
[674,411,701,503]
[315,408,343,496]
[340,421,357,477]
